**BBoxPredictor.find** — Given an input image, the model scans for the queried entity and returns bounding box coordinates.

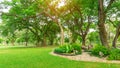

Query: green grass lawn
[0,46,120,68]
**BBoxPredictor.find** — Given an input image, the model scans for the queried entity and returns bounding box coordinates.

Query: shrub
[0,38,3,43]
[54,48,66,53]
[54,44,81,55]
[54,44,72,53]
[108,49,120,60]
[91,45,110,57]
[71,43,82,54]
[65,37,69,43]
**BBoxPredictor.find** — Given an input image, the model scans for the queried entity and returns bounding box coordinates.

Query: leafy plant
[54,48,66,53]
[71,43,82,54]
[108,49,120,60]
[0,38,3,43]
[91,45,110,57]
[54,44,81,55]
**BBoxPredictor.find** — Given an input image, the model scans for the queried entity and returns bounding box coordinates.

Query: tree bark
[112,32,119,48]
[42,35,47,46]
[59,23,64,45]
[49,39,54,45]
[112,23,120,48]
[98,0,109,47]
[36,35,41,47]
[11,40,15,46]
[25,29,28,46]
[82,36,86,46]
[43,12,64,45]
[53,19,64,45]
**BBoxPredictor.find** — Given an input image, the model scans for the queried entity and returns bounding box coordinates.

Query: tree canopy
[0,0,120,48]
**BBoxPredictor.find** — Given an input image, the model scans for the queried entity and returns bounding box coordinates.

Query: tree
[1,0,60,46]
[98,0,115,47]
[63,0,97,46]
[107,0,120,48]
[40,0,65,45]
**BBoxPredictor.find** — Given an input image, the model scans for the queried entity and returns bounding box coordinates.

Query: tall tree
[98,0,115,47]
[107,0,120,48]
[63,0,97,46]
[39,0,66,45]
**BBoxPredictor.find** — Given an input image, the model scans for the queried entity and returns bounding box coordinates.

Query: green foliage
[108,49,120,60]
[91,45,110,57]
[54,44,73,54]
[0,0,119,48]
[54,48,65,53]
[87,31,101,45]
[64,37,69,43]
[1,0,60,45]
[72,43,82,54]
[0,38,3,43]
[54,44,81,55]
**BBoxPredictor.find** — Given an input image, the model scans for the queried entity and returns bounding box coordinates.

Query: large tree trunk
[112,32,119,48]
[41,35,47,46]
[98,0,109,47]
[61,26,64,45]
[112,23,120,48]
[25,40,28,46]
[36,36,41,47]
[11,40,15,46]
[25,29,28,46]
[43,12,64,45]
[58,22,64,45]
[98,24,108,46]
[81,35,88,50]
[49,39,54,45]
[82,36,86,46]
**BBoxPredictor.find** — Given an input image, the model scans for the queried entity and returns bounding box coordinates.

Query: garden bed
[51,51,120,64]
[54,51,77,56]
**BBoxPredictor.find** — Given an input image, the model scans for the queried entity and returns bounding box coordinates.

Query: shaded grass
[0,46,120,68]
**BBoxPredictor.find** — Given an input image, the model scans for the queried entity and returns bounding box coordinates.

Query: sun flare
[50,0,66,8]
[58,0,65,8]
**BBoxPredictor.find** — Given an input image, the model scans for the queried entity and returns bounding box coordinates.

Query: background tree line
[0,0,120,48]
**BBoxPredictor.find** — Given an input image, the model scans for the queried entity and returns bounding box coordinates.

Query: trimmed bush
[108,49,120,60]
[71,43,82,54]
[54,44,81,55]
[91,45,110,57]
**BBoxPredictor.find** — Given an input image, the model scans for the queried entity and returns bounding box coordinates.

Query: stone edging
[50,52,120,64]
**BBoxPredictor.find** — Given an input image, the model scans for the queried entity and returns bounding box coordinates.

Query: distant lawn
[0,46,120,68]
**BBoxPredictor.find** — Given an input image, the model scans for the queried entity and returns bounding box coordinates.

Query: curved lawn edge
[50,51,120,64]
[53,52,77,56]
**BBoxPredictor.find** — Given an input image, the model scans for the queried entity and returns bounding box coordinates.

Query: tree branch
[104,0,116,13]
[109,19,117,27]
[84,16,92,36]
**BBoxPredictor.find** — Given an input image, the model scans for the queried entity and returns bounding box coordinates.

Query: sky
[0,0,11,12]
[0,0,11,2]
[0,0,11,23]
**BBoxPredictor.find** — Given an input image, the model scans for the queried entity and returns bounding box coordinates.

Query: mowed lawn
[0,46,120,68]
